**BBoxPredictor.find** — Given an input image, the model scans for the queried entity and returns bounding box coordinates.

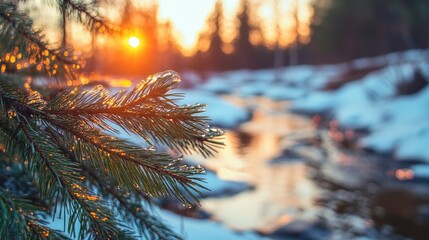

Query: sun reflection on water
[187,96,321,233]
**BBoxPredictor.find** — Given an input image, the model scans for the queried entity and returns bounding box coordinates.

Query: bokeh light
[128,36,141,48]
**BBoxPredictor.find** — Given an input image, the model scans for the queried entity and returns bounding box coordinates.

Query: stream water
[185,96,429,240]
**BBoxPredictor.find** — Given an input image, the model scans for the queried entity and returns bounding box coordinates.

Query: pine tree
[203,0,226,71]
[0,1,222,239]
[233,0,255,69]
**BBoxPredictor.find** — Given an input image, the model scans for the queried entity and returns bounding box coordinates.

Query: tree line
[308,0,429,63]
[87,0,297,75]
[87,0,429,76]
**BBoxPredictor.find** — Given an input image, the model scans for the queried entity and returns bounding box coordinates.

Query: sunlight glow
[157,0,312,54]
[109,78,132,88]
[128,36,141,48]
[158,0,216,55]
[395,169,414,181]
[29,0,313,54]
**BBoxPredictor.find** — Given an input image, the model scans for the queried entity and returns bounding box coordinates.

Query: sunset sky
[156,0,312,54]
[28,0,312,55]
[157,0,241,51]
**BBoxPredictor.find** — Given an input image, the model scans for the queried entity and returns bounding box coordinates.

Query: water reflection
[68,78,429,239]
[188,96,321,233]
[185,96,429,239]
[203,161,318,233]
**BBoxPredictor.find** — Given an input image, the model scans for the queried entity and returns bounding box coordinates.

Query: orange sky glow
[156,0,313,55]
[27,0,312,56]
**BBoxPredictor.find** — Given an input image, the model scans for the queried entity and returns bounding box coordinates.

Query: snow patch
[395,127,429,162]
[202,171,252,197]
[290,92,334,114]
[411,164,429,179]
[263,85,306,100]
[177,89,250,128]
[159,210,264,240]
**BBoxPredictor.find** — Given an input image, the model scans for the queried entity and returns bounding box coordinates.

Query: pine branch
[0,0,221,238]
[58,141,182,239]
[103,185,182,240]
[45,70,224,157]
[20,123,135,239]
[2,73,216,204]
[46,116,208,205]
[0,2,80,80]
[0,79,26,112]
[1,70,222,237]
[0,98,133,238]
[1,53,223,239]
[54,130,148,204]
[0,188,70,240]
[0,94,154,239]
[61,0,119,34]
[48,122,182,240]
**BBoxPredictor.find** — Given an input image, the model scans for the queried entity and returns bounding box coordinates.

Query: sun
[128,36,140,48]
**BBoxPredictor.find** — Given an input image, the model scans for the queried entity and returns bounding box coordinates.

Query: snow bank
[237,81,271,97]
[177,89,250,128]
[159,210,264,240]
[350,49,429,70]
[202,171,252,197]
[199,76,235,94]
[395,127,429,161]
[290,92,333,114]
[360,86,429,159]
[289,50,429,163]
[291,63,417,118]
[194,65,345,101]
[263,85,306,100]
[411,164,429,179]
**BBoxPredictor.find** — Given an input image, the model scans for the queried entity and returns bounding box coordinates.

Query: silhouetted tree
[308,0,429,63]
[158,20,183,71]
[233,0,256,69]
[201,0,227,71]
[91,0,161,76]
[273,0,284,71]
[289,0,300,65]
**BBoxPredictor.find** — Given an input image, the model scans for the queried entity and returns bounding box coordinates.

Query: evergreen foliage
[233,0,255,69]
[309,0,429,62]
[199,0,226,71]
[0,1,222,239]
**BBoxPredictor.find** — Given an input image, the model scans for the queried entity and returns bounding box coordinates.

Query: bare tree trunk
[274,45,284,69]
[289,43,298,66]
[274,0,283,80]
[289,0,299,66]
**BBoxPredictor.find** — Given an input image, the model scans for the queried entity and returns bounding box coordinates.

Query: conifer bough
[0,1,223,239]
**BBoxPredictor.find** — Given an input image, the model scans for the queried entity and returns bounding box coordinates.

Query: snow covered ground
[159,209,264,240]
[175,89,250,128]
[186,49,429,178]
[199,170,252,197]
[289,57,429,167]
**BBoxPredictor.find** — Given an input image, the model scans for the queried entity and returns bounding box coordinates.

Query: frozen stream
[178,95,429,240]
[190,97,320,233]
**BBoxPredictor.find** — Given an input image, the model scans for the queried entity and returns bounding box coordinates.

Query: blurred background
[27,0,429,239]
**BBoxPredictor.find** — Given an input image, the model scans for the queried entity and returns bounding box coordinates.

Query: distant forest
[87,0,429,76]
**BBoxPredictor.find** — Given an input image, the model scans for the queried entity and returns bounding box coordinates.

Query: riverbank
[168,49,429,239]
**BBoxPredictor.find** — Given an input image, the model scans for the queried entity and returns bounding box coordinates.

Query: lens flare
[128,36,140,48]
